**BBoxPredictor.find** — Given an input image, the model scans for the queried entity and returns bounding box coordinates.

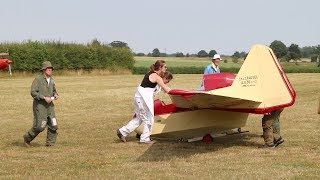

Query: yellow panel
[135,109,249,139]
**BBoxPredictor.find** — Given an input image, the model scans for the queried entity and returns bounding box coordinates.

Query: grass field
[0,73,320,179]
[134,56,243,68]
[134,56,318,68]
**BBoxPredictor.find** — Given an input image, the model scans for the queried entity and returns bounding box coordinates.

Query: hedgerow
[0,40,134,72]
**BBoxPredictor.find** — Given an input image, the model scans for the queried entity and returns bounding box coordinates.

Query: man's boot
[23,135,31,148]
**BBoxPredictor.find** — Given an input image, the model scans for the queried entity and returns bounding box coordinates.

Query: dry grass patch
[0,74,319,179]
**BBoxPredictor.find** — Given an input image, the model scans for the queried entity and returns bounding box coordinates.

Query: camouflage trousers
[24,115,58,145]
[262,109,283,145]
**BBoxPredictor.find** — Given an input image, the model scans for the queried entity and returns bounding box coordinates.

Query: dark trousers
[262,109,283,145]
[24,114,58,145]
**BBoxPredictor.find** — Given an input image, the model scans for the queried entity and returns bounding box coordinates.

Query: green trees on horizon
[1,39,319,73]
[269,40,320,62]
[142,40,320,62]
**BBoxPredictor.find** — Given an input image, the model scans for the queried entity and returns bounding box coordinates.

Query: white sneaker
[116,129,126,142]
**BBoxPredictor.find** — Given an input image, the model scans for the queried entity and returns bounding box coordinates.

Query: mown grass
[134,56,243,68]
[134,56,318,68]
[134,56,320,73]
[0,74,319,179]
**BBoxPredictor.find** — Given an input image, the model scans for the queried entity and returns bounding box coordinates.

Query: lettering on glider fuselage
[239,75,258,87]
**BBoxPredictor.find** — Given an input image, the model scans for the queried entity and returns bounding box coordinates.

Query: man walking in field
[23,61,59,147]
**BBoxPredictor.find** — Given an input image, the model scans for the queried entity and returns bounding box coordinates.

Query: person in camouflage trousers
[23,61,59,147]
[259,108,284,148]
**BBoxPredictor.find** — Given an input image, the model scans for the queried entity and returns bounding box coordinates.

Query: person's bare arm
[150,73,171,93]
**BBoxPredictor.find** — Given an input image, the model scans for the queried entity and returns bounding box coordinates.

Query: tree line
[0,40,134,72]
[135,40,320,63]
[269,40,320,62]
[1,39,319,73]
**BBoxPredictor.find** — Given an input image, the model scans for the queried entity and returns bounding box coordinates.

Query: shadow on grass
[10,140,42,148]
[136,133,261,162]
[114,135,140,143]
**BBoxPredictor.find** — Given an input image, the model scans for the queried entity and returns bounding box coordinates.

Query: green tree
[310,54,318,62]
[152,48,160,57]
[315,45,320,55]
[90,38,102,47]
[208,50,217,57]
[232,51,241,59]
[136,53,145,56]
[301,46,316,58]
[287,44,302,60]
[110,41,129,48]
[316,45,320,67]
[160,53,167,57]
[269,40,287,59]
[175,52,184,57]
[231,51,241,63]
[197,50,208,57]
[239,51,247,58]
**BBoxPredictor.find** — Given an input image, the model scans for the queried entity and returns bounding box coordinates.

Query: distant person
[23,61,59,147]
[204,54,222,74]
[116,61,172,144]
[259,108,284,148]
[201,54,222,88]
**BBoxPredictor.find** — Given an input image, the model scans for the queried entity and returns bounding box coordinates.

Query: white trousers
[119,117,152,142]
[119,96,153,142]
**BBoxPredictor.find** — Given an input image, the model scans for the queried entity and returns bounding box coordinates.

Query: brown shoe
[23,136,31,148]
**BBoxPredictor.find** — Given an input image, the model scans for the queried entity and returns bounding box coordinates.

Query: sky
[1,0,319,55]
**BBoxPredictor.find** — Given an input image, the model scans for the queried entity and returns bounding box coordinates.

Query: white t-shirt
[46,77,50,85]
